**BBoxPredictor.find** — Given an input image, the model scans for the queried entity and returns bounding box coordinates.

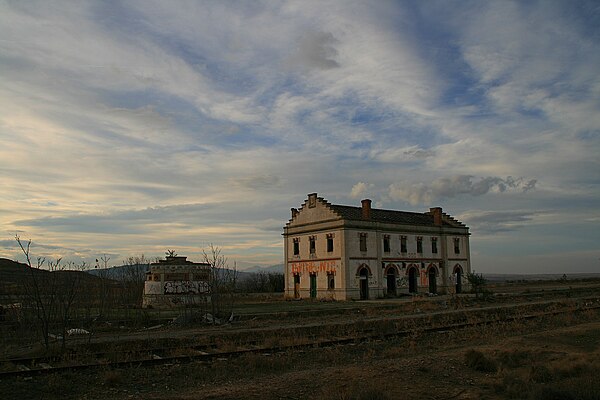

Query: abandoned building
[142,255,210,308]
[283,193,471,300]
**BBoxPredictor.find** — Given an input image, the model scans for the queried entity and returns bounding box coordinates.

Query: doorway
[359,267,369,300]
[408,267,418,294]
[455,266,462,294]
[293,274,300,299]
[309,274,317,299]
[386,267,397,296]
[428,268,437,294]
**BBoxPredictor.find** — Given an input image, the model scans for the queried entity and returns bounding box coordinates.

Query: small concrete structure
[283,193,472,300]
[142,255,210,308]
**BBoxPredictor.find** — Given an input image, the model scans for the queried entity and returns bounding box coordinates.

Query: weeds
[464,349,497,372]
[102,369,123,386]
[496,350,533,368]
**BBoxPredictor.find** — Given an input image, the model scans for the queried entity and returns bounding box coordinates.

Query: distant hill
[0,257,49,284]
[0,257,105,296]
[87,263,149,281]
[483,273,600,282]
[242,264,284,274]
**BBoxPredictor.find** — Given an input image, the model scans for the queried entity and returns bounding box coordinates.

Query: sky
[1,1,599,273]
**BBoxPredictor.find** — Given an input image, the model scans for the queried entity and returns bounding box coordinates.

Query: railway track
[2,297,599,378]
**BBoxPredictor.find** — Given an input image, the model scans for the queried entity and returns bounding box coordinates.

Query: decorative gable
[287,193,343,226]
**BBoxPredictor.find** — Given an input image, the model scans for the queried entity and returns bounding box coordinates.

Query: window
[327,234,334,252]
[416,236,423,254]
[454,238,460,254]
[383,235,390,253]
[293,238,300,256]
[400,236,407,253]
[359,233,367,252]
[431,237,438,254]
[327,272,335,290]
[309,236,316,254]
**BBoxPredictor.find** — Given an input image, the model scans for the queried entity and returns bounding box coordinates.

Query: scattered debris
[67,328,90,336]
[171,312,236,326]
[145,324,164,331]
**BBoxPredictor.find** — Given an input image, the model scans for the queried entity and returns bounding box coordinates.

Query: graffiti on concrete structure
[420,270,428,286]
[164,281,209,295]
[397,277,408,288]
[291,260,338,274]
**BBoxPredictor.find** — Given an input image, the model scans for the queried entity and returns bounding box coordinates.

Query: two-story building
[283,193,471,300]
[143,255,211,308]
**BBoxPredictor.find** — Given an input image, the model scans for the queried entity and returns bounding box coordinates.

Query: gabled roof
[287,194,468,228]
[329,204,439,226]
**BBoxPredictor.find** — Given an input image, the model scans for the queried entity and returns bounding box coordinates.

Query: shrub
[102,369,123,386]
[464,349,497,372]
[531,374,600,400]
[497,350,533,368]
[528,364,554,383]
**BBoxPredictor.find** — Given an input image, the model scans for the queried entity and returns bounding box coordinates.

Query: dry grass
[101,369,123,386]
[464,349,497,372]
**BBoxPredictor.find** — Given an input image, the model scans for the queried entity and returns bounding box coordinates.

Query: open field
[1,279,600,399]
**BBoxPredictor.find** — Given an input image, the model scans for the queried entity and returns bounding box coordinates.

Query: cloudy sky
[1,1,599,273]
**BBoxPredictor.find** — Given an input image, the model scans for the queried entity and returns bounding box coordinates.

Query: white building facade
[143,255,210,308]
[283,193,471,300]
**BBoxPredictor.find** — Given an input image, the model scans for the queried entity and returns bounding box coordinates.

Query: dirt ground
[2,303,599,400]
[2,280,600,400]
[149,319,600,400]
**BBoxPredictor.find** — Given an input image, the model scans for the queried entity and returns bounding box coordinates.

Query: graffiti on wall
[164,281,209,295]
[290,260,339,274]
[397,277,408,288]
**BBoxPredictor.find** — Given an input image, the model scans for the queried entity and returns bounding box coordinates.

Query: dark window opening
[416,237,423,254]
[327,272,335,290]
[431,238,438,254]
[359,233,367,252]
[454,238,460,254]
[400,236,407,253]
[309,236,316,254]
[383,235,390,253]
[327,235,334,252]
[293,239,299,256]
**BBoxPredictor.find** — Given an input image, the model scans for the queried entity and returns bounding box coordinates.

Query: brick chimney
[430,207,442,226]
[291,208,298,218]
[361,199,372,220]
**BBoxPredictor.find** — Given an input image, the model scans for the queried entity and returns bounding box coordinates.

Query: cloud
[230,174,281,190]
[289,31,340,70]
[0,1,598,273]
[388,175,537,205]
[458,210,540,235]
[350,182,374,199]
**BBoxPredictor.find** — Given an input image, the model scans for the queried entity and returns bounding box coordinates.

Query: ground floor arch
[385,265,398,295]
[293,274,300,299]
[309,273,317,298]
[408,266,418,294]
[358,265,370,300]
[428,266,437,294]
[454,265,463,294]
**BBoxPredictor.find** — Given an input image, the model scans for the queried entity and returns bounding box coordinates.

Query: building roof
[329,204,442,226]
[288,194,468,229]
[151,255,210,267]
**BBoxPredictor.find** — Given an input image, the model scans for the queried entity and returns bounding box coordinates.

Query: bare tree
[54,260,86,351]
[15,235,84,351]
[95,254,111,320]
[120,255,150,308]
[240,271,284,293]
[202,244,237,323]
